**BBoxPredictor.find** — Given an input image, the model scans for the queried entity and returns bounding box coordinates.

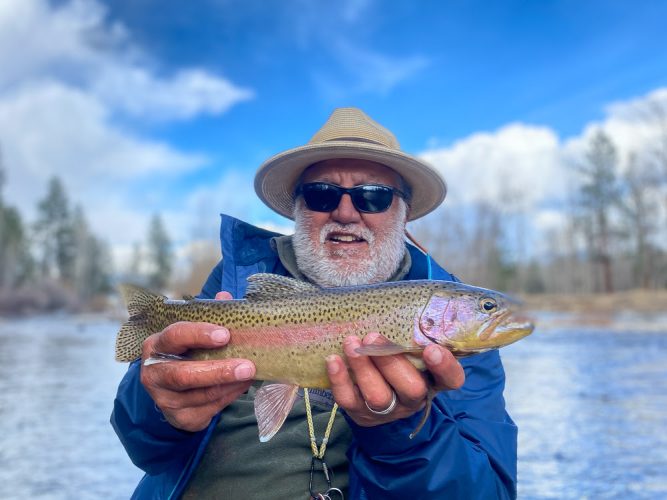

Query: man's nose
[331,193,361,223]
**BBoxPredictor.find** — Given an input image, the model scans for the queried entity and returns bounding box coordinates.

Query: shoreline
[521,288,667,314]
[521,289,667,332]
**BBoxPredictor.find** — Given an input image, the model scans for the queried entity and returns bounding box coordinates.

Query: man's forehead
[301,159,403,186]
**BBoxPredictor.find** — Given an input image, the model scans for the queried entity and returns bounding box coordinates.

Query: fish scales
[116,274,533,382]
[142,281,440,387]
[116,273,534,442]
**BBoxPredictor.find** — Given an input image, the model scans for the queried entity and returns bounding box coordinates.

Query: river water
[1,314,665,499]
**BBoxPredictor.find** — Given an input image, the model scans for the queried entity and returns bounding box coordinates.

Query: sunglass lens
[354,186,393,213]
[302,184,341,212]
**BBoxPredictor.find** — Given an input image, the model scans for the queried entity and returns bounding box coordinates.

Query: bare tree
[642,95,667,195]
[574,130,622,293]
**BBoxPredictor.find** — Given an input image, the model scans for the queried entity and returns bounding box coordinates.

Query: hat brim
[254,141,447,221]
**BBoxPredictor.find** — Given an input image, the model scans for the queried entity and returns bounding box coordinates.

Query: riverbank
[522,289,667,331]
[522,288,667,314]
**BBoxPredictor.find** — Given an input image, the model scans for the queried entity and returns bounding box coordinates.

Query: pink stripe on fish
[228,320,372,348]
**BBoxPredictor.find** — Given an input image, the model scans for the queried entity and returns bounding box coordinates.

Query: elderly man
[112,108,518,499]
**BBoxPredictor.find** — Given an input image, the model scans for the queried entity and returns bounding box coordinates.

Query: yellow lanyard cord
[303,388,339,459]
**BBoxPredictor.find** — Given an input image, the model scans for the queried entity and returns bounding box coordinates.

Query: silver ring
[365,390,397,415]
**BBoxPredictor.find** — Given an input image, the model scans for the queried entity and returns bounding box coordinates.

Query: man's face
[292,159,409,287]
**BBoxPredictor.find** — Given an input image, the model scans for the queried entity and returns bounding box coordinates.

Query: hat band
[310,137,392,148]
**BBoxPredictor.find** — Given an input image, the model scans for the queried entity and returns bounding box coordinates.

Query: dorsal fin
[244,273,319,300]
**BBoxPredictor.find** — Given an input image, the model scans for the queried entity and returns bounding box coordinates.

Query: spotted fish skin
[118,276,431,387]
[116,273,534,389]
[117,273,535,442]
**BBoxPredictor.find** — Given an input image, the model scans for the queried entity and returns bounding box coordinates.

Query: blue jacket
[111,214,517,499]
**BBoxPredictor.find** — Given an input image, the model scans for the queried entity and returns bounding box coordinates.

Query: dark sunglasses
[294,182,408,214]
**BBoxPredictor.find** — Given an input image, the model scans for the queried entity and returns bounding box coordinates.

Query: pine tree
[34,177,76,282]
[147,214,172,290]
[0,159,33,289]
[72,205,112,298]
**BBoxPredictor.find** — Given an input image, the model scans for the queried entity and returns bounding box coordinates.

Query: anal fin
[254,383,299,442]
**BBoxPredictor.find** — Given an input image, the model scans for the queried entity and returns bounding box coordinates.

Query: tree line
[414,108,667,294]
[0,162,173,314]
[4,98,666,313]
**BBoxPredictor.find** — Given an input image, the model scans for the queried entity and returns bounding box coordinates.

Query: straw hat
[254,107,447,221]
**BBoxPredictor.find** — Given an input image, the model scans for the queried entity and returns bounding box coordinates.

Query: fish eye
[480,297,498,312]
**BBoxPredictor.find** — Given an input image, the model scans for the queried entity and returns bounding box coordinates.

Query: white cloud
[313,42,429,100]
[284,0,375,48]
[563,87,667,172]
[0,0,253,268]
[0,0,252,120]
[93,67,253,121]
[181,170,290,241]
[331,41,429,96]
[279,0,427,99]
[417,86,667,258]
[0,82,205,179]
[0,80,207,226]
[533,209,568,235]
[420,123,564,208]
[0,0,115,89]
[419,89,667,214]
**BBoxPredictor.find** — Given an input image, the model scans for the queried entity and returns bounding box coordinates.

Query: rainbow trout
[116,273,533,441]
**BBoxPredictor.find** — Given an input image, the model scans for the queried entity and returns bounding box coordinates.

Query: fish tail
[115,284,165,362]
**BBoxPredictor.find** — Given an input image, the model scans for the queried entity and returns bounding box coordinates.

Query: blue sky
[1,0,666,267]
[100,0,667,141]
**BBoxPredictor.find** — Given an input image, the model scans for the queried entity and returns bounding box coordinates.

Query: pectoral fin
[254,383,299,442]
[355,342,424,357]
[143,352,189,366]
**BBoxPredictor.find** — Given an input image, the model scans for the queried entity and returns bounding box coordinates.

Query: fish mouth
[493,314,535,340]
[478,312,535,344]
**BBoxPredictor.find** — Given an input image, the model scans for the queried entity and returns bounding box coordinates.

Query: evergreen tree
[129,241,142,278]
[0,160,33,288]
[72,206,112,298]
[34,177,76,282]
[147,214,172,290]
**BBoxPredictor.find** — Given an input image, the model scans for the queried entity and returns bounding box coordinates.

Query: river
[1,314,665,499]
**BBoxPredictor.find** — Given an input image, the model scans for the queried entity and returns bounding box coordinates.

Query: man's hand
[140,291,256,432]
[326,332,465,427]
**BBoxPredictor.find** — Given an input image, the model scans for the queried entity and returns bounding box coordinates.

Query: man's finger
[215,291,233,300]
[163,399,234,432]
[145,321,230,357]
[343,335,395,411]
[362,333,427,408]
[142,358,256,391]
[152,380,254,411]
[326,354,362,410]
[423,345,465,391]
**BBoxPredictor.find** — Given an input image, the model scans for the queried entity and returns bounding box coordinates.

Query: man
[112,108,518,499]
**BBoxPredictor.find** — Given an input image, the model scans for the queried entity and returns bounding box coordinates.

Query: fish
[116,273,534,442]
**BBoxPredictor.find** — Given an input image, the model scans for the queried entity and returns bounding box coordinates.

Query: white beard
[292,200,408,287]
